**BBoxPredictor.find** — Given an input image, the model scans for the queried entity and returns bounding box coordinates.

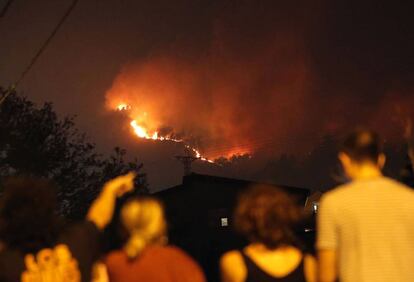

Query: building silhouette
[155,173,310,282]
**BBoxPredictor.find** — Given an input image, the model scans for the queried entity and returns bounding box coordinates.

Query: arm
[304,254,317,282]
[87,172,135,230]
[316,195,338,282]
[318,249,337,282]
[219,251,246,282]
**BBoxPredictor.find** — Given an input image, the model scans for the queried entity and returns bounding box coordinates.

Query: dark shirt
[0,221,100,282]
[241,251,307,282]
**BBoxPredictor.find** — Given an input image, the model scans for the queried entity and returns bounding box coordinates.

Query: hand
[104,172,136,197]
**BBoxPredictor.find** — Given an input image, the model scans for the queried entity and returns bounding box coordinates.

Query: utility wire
[1,0,79,105]
[0,0,14,17]
[16,0,80,86]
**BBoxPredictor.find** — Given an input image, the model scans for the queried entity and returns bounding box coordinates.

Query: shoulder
[152,245,192,259]
[383,177,414,192]
[162,246,201,266]
[106,250,126,260]
[161,245,187,255]
[319,183,352,209]
[220,250,246,282]
[105,250,127,268]
[220,250,244,266]
[322,182,353,200]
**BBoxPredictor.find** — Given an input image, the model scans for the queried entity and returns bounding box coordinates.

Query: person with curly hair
[0,173,135,282]
[220,185,316,282]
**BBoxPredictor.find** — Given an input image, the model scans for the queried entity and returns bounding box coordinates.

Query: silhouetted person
[317,129,414,282]
[0,173,135,282]
[220,185,316,282]
[104,197,206,282]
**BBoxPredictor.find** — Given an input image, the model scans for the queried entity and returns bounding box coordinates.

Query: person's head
[121,197,167,259]
[0,177,59,253]
[234,185,304,250]
[339,129,385,179]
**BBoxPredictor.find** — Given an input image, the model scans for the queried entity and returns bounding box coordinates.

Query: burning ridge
[117,104,215,163]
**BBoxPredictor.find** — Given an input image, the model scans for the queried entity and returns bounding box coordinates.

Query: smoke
[105,0,414,160]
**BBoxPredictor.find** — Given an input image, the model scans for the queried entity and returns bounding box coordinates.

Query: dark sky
[1,0,413,190]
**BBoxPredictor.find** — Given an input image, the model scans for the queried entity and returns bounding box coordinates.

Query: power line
[1,0,80,106]
[0,0,14,18]
[0,85,15,105]
[15,0,80,86]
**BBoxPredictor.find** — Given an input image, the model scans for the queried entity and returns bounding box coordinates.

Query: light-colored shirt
[317,176,414,282]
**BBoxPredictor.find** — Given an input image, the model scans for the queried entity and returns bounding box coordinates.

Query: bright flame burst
[123,105,214,163]
[130,120,160,140]
[117,103,131,111]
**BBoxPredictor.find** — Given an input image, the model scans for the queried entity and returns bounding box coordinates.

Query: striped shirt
[317,176,414,282]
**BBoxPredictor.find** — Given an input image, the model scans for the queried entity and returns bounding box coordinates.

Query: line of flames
[130,120,214,163]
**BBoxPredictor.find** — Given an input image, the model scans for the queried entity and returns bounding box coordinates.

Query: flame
[117,103,131,111]
[185,145,214,163]
[124,105,214,162]
[130,120,158,140]
[116,103,250,163]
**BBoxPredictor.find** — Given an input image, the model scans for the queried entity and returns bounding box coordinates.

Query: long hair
[121,197,167,259]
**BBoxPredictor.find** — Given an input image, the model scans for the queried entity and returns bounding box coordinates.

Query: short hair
[234,185,304,250]
[0,177,60,254]
[340,129,382,163]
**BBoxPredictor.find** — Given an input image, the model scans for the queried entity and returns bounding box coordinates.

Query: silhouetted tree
[0,89,147,218]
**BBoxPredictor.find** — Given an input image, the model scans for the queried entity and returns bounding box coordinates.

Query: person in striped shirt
[317,129,414,282]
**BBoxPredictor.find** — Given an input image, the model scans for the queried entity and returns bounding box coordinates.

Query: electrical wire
[0,0,80,106]
[15,0,80,86]
[0,0,14,18]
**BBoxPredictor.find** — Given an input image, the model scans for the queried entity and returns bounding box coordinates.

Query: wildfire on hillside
[117,103,224,163]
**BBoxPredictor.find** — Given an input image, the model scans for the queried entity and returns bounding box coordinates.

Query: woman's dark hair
[234,185,304,249]
[0,177,60,254]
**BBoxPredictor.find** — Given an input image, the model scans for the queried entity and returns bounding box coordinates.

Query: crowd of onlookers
[1,128,414,282]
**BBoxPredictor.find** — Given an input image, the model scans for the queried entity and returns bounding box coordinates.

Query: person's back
[222,245,314,282]
[0,174,135,282]
[106,245,205,282]
[319,176,414,282]
[104,197,206,282]
[318,129,414,282]
[220,185,316,282]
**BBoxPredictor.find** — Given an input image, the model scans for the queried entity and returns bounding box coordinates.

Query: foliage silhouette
[0,88,147,219]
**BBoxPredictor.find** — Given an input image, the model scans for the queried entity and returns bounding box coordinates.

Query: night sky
[1,0,413,190]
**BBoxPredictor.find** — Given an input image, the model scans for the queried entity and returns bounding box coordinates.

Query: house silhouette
[155,173,310,282]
